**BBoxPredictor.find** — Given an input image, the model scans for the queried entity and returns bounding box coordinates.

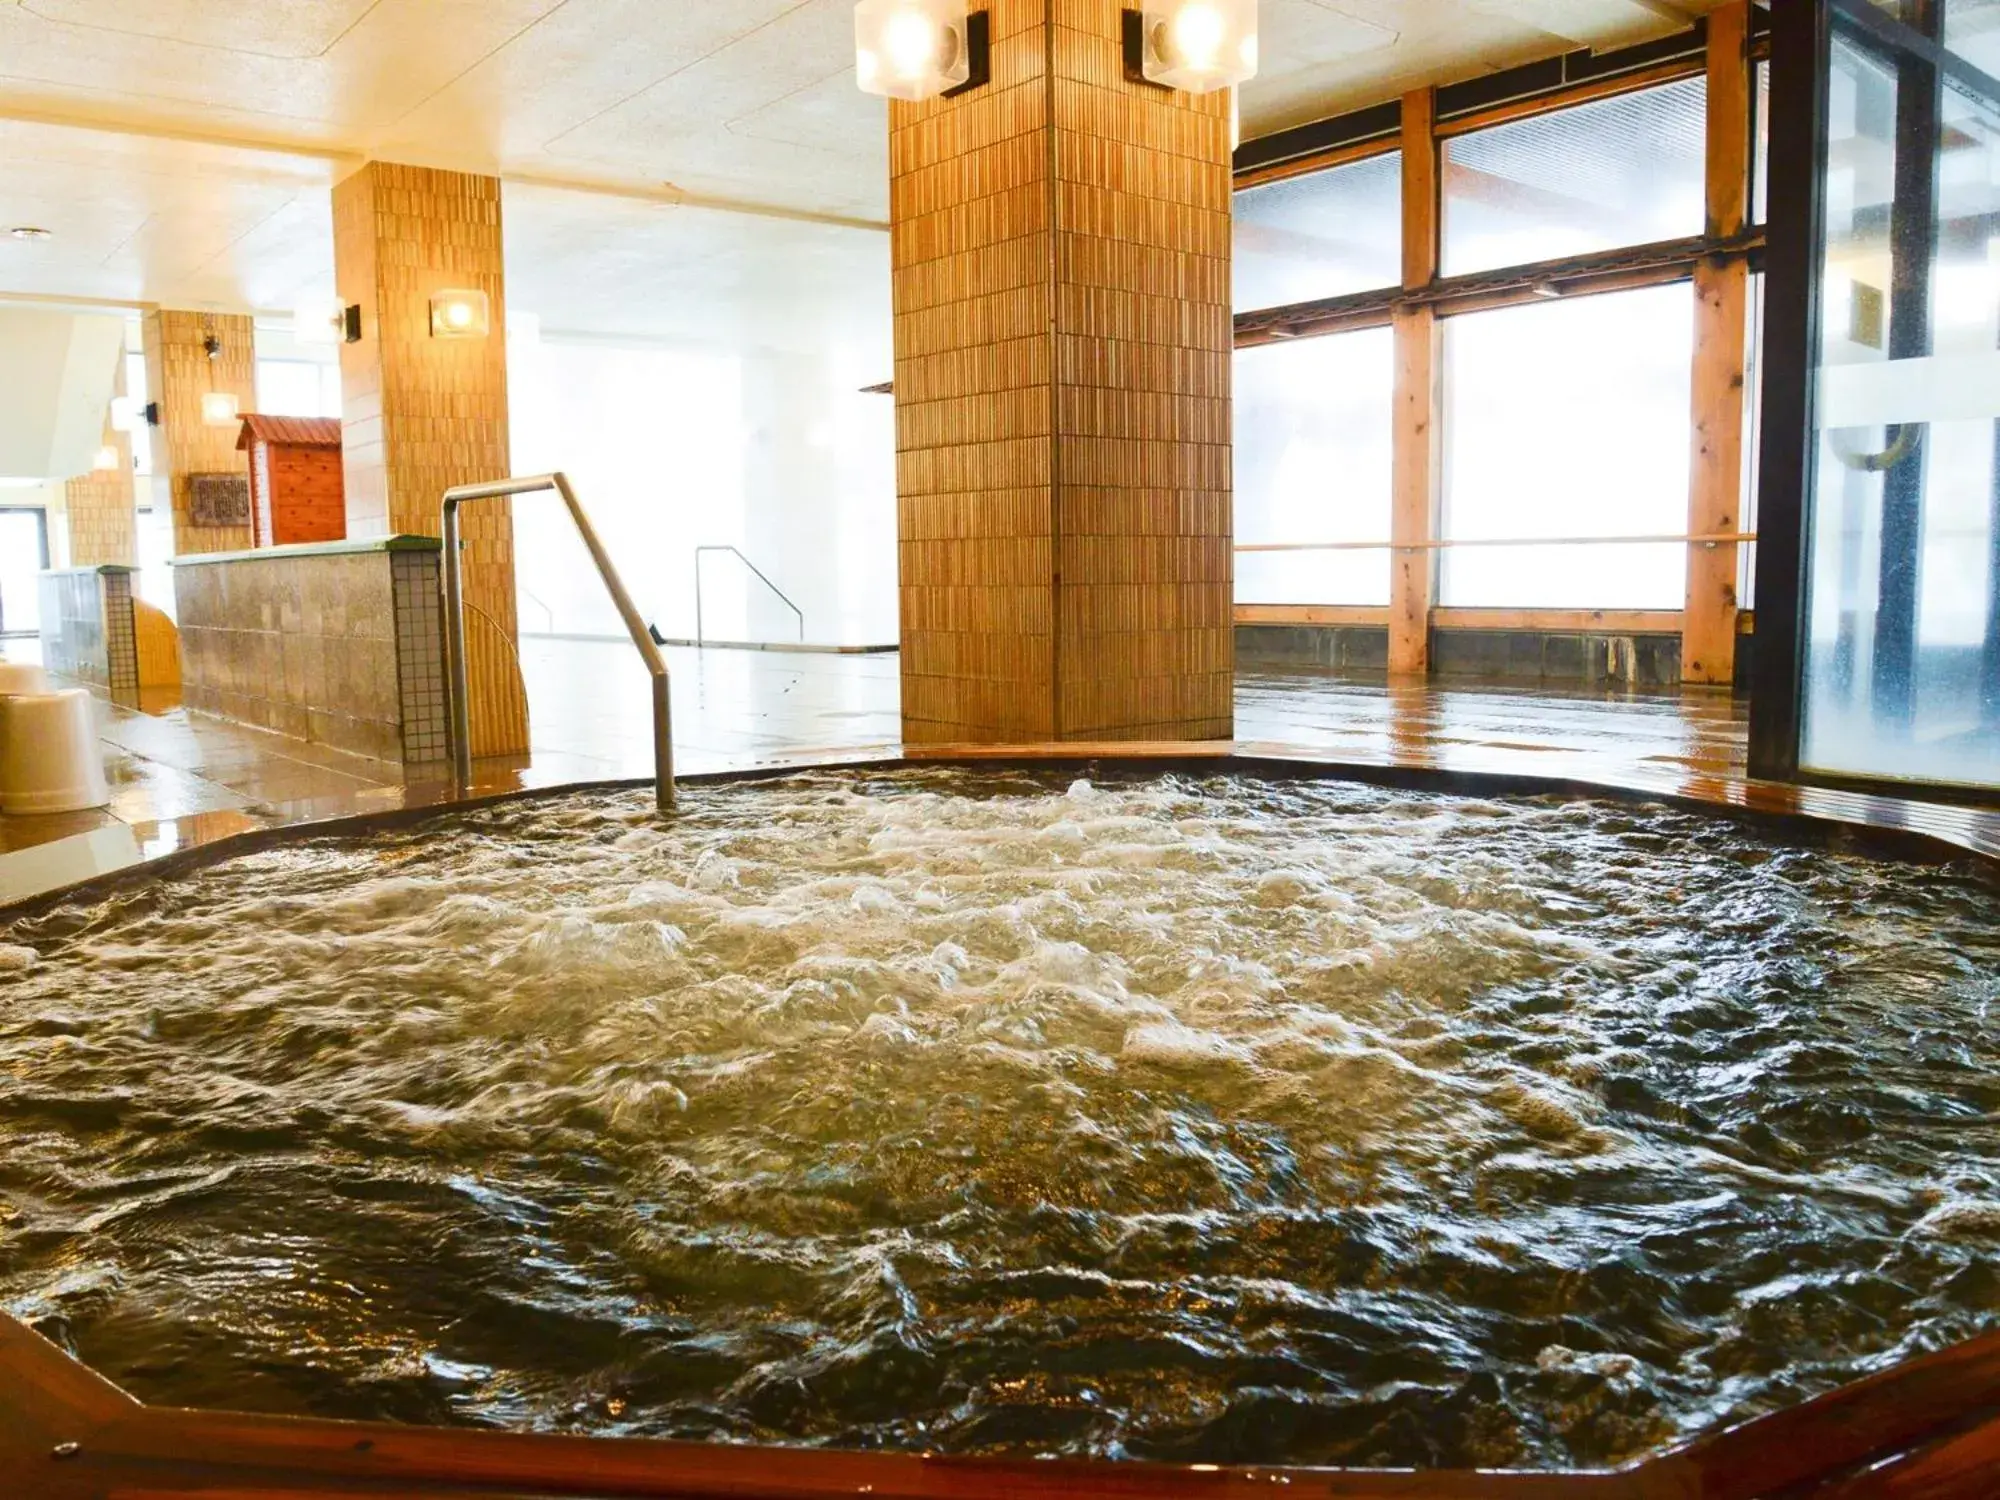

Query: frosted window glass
[1753,60,1771,226]
[1443,78,1707,277]
[255,360,340,418]
[1233,330,1393,606]
[1800,38,2000,791]
[1442,284,1694,609]
[1234,152,1401,312]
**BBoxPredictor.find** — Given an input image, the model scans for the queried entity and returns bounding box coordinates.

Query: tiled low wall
[39,567,140,692]
[173,538,447,765]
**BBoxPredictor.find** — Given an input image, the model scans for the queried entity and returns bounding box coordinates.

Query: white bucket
[0,689,111,815]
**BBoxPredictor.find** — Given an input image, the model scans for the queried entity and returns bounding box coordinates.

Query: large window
[1442,284,1694,609]
[1234,151,1401,311]
[1234,331,1393,605]
[1232,57,1759,635]
[255,359,341,419]
[1443,78,1707,276]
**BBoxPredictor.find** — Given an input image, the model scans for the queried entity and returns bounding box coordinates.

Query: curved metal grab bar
[442,473,674,813]
[694,546,805,647]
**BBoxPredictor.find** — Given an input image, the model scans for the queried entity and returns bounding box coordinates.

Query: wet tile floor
[2,634,1990,905]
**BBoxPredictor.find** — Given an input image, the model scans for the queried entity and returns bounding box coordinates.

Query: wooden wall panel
[892,0,1234,745]
[334,161,527,758]
[142,309,256,558]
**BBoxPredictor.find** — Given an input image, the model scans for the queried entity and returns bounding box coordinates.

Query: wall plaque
[189,472,251,527]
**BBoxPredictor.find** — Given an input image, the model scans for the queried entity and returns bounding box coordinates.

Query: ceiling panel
[0,0,568,139]
[0,117,333,307]
[503,183,890,358]
[17,0,380,60]
[0,0,1727,341]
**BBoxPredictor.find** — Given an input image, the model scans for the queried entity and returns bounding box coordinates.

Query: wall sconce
[295,298,363,345]
[201,391,241,427]
[92,444,121,472]
[854,0,990,101]
[429,289,491,340]
[1124,0,1259,94]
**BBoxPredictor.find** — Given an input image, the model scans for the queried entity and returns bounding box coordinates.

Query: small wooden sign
[189,472,251,527]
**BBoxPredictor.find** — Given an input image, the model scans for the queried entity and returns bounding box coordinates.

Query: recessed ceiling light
[8,226,52,241]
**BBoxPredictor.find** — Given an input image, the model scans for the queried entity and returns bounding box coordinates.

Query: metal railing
[442,473,674,813]
[695,546,804,648]
[1236,532,1759,555]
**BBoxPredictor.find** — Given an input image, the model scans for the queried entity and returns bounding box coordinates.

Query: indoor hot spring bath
[3,766,1999,1474]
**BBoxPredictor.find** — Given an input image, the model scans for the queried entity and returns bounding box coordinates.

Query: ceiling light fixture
[1124,0,1259,94]
[429,288,491,340]
[8,226,52,241]
[854,0,991,101]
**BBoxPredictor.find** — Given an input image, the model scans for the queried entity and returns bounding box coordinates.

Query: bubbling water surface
[3,769,2000,1469]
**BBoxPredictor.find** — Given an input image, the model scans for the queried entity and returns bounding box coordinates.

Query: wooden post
[1390,88,1441,678]
[1683,1,1752,687]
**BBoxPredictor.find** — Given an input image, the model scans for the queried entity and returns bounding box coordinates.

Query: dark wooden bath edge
[3,1308,2000,1497]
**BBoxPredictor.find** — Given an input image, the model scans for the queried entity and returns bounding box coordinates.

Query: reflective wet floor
[1,635,1993,907]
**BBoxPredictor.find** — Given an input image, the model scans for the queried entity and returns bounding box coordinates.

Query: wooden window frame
[1230,8,1761,685]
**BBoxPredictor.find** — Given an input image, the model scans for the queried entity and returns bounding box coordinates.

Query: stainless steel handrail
[694,546,805,648]
[441,473,674,813]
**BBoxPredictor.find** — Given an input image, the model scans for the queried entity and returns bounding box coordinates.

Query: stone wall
[174,538,447,764]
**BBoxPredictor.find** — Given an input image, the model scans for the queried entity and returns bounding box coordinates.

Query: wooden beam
[1235,604,1390,627]
[1390,88,1441,679]
[1236,606,1688,634]
[1235,138,1397,192]
[1683,0,1753,688]
[1434,56,1706,139]
[1234,230,1764,349]
[1433,608,1685,634]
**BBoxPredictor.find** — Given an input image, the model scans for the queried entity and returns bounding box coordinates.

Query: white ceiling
[0,0,1723,343]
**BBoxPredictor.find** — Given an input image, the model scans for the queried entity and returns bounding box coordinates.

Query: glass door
[0,508,49,637]
[1792,0,2000,792]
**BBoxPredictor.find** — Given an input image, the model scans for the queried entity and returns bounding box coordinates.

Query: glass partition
[1441,284,1694,609]
[1234,152,1401,311]
[1234,330,1393,605]
[1794,9,2000,791]
[1443,77,1708,276]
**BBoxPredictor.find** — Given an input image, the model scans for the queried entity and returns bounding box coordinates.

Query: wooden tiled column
[142,309,256,557]
[334,161,527,758]
[1389,88,1441,679]
[893,0,1234,745]
[1683,0,1752,687]
[64,413,136,567]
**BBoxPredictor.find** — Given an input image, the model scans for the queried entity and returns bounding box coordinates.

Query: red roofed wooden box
[237,415,346,548]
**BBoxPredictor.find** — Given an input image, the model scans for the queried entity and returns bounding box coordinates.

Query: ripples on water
[3,769,2000,1470]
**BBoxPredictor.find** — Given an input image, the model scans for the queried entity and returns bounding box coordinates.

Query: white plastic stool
[0,663,47,696]
[0,689,110,815]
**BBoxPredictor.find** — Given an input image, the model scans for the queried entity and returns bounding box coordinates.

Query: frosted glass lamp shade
[200,392,240,427]
[855,0,971,101]
[429,289,491,340]
[1139,0,1259,94]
